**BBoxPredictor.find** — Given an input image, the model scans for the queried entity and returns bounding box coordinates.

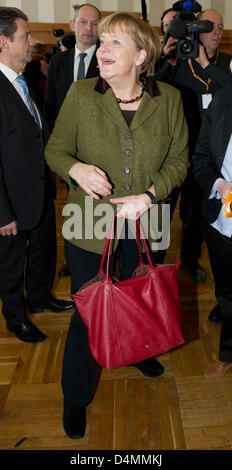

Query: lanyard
[188,51,219,91]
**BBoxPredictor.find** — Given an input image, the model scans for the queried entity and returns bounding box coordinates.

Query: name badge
[202,94,212,109]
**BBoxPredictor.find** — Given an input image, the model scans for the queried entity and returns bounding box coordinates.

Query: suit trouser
[204,221,232,363]
[62,236,160,408]
[0,199,56,328]
[155,188,180,264]
[180,170,205,266]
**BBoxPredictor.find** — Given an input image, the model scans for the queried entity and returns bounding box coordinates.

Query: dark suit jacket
[44,46,99,131]
[193,89,232,224]
[0,71,50,230]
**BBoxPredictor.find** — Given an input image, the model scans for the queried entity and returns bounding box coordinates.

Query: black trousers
[180,170,205,266]
[0,199,56,327]
[62,236,160,408]
[204,221,232,363]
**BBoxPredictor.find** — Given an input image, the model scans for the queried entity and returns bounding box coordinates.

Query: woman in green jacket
[45,12,188,439]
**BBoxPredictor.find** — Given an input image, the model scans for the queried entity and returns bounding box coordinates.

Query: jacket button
[125,150,132,156]
[125,184,131,191]
[124,168,130,174]
[125,133,131,139]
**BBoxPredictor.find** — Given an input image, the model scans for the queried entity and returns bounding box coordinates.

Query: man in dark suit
[156,9,232,324]
[0,7,74,343]
[45,3,100,277]
[193,89,232,379]
[45,3,100,132]
[157,9,232,284]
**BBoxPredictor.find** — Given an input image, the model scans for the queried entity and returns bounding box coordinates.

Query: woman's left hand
[110,194,151,220]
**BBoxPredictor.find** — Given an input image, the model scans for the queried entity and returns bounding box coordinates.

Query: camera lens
[53,29,64,37]
[180,40,194,55]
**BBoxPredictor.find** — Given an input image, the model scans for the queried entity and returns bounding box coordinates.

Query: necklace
[116,85,144,104]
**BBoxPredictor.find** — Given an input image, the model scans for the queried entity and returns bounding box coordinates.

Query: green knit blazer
[45,77,188,254]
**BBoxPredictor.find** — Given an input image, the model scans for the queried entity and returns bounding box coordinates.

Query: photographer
[156,8,232,316]
[159,9,232,116]
[159,8,178,65]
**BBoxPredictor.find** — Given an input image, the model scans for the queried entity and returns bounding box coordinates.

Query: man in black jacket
[45,3,101,277]
[193,89,232,379]
[44,3,100,132]
[156,9,232,305]
[0,7,73,343]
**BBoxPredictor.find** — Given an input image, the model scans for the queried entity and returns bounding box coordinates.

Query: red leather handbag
[73,216,184,370]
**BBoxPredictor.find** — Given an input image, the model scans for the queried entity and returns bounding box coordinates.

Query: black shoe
[180,261,206,281]
[208,304,222,323]
[28,293,74,313]
[63,403,86,439]
[7,320,47,343]
[59,264,70,277]
[130,357,164,377]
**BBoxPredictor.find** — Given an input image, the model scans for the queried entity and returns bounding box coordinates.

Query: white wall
[0,0,231,28]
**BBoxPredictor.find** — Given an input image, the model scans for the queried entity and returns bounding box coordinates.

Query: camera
[163,1,213,59]
[174,16,214,59]
[53,29,64,38]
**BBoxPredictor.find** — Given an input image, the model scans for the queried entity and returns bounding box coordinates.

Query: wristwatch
[144,191,157,204]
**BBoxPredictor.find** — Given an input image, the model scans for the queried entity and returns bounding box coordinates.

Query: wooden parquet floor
[1,180,232,451]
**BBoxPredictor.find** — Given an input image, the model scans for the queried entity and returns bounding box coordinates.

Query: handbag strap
[98,213,116,275]
[99,212,153,279]
[135,219,153,266]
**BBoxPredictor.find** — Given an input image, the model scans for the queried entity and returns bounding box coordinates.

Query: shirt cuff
[209,178,223,199]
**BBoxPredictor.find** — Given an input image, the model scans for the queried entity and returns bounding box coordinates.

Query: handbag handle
[135,218,153,266]
[99,212,154,280]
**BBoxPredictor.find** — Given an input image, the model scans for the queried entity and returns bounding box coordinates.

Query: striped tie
[16,74,39,125]
[76,52,87,80]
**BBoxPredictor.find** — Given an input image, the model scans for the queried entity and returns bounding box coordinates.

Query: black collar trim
[94,76,161,98]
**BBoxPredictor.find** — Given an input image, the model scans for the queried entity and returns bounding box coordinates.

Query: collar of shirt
[0,62,18,83]
[0,62,27,102]
[0,62,42,128]
[73,43,96,81]
[209,51,218,63]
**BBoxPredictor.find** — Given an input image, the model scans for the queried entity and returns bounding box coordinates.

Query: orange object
[223,191,232,217]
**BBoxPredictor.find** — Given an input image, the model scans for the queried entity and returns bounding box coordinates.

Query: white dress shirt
[0,62,42,128]
[73,44,97,81]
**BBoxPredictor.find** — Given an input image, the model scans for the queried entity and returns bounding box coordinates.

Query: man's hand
[0,220,18,236]
[216,180,232,204]
[163,36,177,64]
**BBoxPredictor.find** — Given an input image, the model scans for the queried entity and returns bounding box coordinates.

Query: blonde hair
[97,12,161,76]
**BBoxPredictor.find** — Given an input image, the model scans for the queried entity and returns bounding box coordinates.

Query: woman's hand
[217,180,232,204]
[69,162,112,200]
[110,194,152,220]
